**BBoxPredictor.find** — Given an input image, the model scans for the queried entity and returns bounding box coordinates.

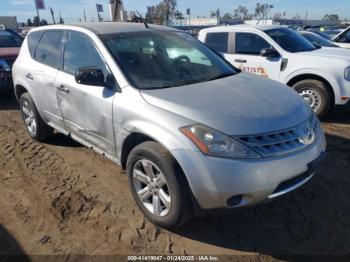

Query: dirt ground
[0,92,349,261]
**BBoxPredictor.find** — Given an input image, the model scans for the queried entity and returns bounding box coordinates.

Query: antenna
[136,11,149,28]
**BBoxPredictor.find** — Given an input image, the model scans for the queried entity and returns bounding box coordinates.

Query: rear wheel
[19,93,54,141]
[126,141,193,229]
[293,79,332,117]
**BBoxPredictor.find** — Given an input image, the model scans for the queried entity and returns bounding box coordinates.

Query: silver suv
[13,23,326,228]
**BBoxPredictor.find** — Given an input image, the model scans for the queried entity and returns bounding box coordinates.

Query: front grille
[238,115,320,157]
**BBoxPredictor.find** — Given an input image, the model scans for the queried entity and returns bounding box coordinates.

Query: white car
[332,26,350,48]
[198,25,350,116]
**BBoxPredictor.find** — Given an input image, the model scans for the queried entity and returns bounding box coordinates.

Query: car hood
[140,73,310,135]
[0,47,20,59]
[304,47,350,60]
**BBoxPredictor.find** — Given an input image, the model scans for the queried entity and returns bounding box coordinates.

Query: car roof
[201,24,286,32]
[30,22,179,35]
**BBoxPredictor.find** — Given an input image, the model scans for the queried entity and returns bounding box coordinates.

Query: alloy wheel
[132,159,171,217]
[22,101,37,135]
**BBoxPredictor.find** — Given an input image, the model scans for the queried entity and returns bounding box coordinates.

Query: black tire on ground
[126,141,193,229]
[292,79,333,117]
[19,92,54,141]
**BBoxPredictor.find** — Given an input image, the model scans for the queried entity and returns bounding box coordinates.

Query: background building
[0,16,18,31]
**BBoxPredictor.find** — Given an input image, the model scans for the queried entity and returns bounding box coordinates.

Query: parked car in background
[332,26,350,48]
[305,29,333,40]
[299,31,338,47]
[0,25,22,92]
[326,29,343,39]
[12,23,326,228]
[199,25,350,117]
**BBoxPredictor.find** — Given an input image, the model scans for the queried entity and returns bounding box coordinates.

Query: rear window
[27,31,43,58]
[205,32,229,53]
[34,31,63,68]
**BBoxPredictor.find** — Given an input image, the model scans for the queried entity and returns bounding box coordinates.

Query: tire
[19,93,54,141]
[126,141,193,229]
[292,79,333,117]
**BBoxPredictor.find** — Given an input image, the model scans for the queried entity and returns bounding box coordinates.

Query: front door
[225,32,282,81]
[56,31,116,156]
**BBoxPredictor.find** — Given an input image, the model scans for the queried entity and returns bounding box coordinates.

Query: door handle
[234,59,247,63]
[57,85,70,93]
[25,73,34,80]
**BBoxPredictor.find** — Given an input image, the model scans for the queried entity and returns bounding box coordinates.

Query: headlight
[344,66,350,81]
[0,59,10,71]
[180,124,261,159]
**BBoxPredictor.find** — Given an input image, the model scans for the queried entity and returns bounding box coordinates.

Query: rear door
[204,32,231,55]
[228,32,282,81]
[55,31,116,156]
[28,30,65,126]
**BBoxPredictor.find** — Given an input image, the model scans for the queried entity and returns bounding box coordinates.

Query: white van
[199,25,350,116]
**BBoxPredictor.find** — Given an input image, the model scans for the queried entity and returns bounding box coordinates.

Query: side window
[27,31,43,58]
[205,32,229,53]
[236,33,271,55]
[63,31,107,76]
[35,31,63,68]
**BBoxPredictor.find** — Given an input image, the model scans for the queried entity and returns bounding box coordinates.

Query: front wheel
[293,79,332,117]
[126,141,193,229]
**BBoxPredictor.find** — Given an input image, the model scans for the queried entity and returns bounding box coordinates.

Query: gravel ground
[0,93,349,261]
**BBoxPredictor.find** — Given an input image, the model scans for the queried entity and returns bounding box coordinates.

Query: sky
[0,0,349,23]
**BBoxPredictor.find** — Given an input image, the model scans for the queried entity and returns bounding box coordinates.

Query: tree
[174,10,184,19]
[323,14,339,21]
[254,3,274,20]
[145,0,177,25]
[41,19,48,25]
[273,12,282,20]
[163,0,177,24]
[233,5,252,21]
[222,13,233,20]
[26,18,32,27]
[210,11,217,18]
[33,16,40,26]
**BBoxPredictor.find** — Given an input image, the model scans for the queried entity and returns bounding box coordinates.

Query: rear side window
[27,31,43,58]
[35,31,64,68]
[205,32,229,53]
[235,33,270,55]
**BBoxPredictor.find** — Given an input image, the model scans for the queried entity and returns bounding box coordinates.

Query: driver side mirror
[75,67,105,86]
[260,47,280,58]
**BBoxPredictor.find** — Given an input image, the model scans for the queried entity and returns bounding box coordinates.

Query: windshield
[301,32,335,47]
[0,31,23,48]
[265,28,317,53]
[100,31,237,89]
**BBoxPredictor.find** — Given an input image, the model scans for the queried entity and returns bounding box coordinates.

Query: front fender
[283,68,342,104]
